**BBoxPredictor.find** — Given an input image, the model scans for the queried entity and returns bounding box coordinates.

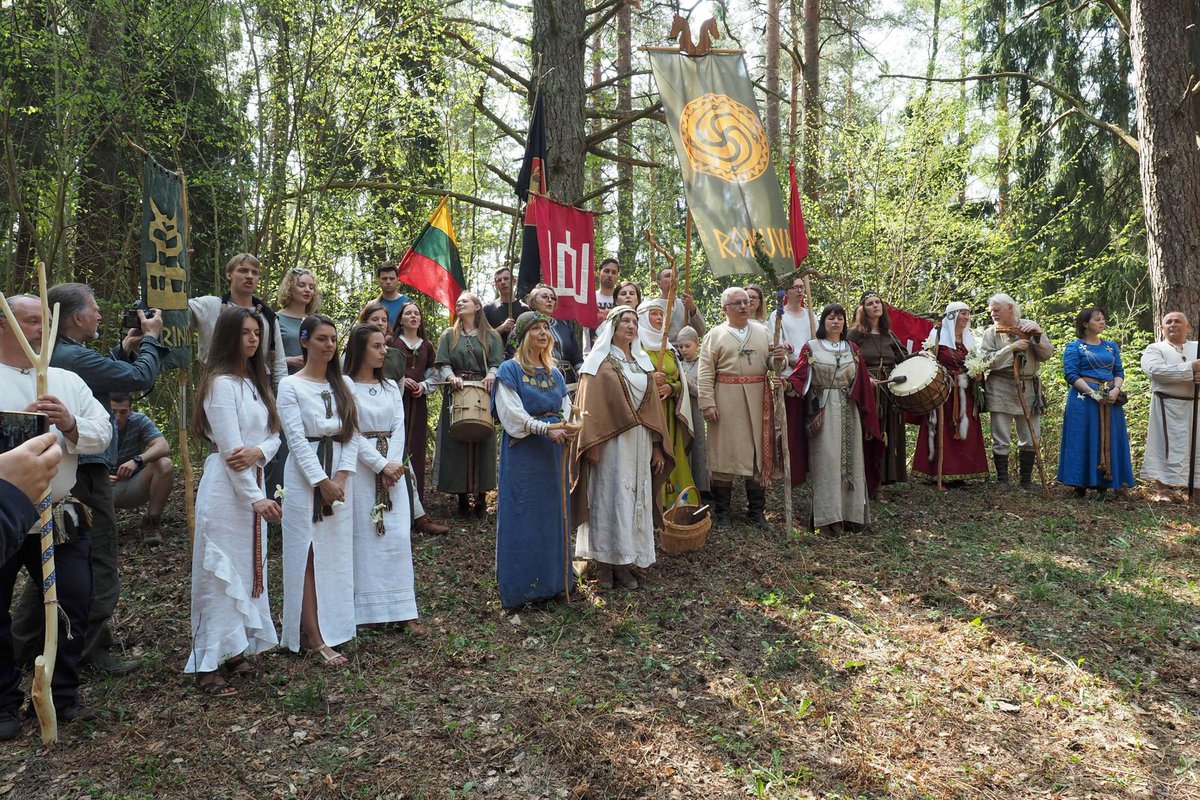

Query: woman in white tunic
[278,314,359,666]
[344,324,425,634]
[571,306,671,590]
[186,307,282,696]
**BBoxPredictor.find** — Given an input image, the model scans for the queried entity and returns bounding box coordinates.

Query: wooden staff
[178,168,196,542]
[936,410,945,492]
[549,405,583,598]
[644,228,677,371]
[1188,383,1198,503]
[0,262,61,745]
[684,211,692,296]
[1012,355,1050,497]
[772,306,793,533]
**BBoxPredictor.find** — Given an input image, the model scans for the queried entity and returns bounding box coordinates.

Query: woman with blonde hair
[434,292,504,517]
[744,284,769,324]
[275,268,321,374]
[492,312,574,607]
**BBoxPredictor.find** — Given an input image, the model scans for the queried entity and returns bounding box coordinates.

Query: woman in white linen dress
[186,306,283,696]
[344,324,425,634]
[278,314,359,666]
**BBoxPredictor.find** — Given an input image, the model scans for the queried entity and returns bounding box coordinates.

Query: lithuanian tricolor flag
[395,196,465,313]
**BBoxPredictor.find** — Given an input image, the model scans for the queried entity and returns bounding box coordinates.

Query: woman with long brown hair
[847,291,910,500]
[186,307,282,696]
[345,324,426,634]
[278,314,359,666]
[434,292,503,517]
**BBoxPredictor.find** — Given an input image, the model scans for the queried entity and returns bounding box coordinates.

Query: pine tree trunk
[1130,0,1200,324]
[801,0,820,195]
[766,0,781,155]
[788,0,799,162]
[616,2,634,266]
[532,0,586,206]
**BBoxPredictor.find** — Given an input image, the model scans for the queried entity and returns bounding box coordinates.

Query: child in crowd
[675,326,710,499]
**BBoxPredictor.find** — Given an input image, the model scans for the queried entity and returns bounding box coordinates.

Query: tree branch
[586,101,663,145]
[447,30,531,92]
[486,163,518,191]
[588,144,661,168]
[474,92,526,147]
[881,71,1139,152]
[273,180,518,217]
[444,16,531,47]
[588,69,650,94]
[579,176,630,206]
[583,0,625,40]
[1096,0,1129,36]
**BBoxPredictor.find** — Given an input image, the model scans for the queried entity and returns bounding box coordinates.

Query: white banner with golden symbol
[648,52,792,277]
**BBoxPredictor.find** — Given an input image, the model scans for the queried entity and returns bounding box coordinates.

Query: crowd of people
[0,252,1196,727]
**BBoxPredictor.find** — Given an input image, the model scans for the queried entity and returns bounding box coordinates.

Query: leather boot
[474,493,488,517]
[712,484,732,527]
[413,515,449,535]
[1018,450,1036,490]
[745,482,767,527]
[993,454,1009,485]
[457,493,470,517]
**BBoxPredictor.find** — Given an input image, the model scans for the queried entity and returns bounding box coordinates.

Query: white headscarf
[580,305,654,376]
[935,301,975,350]
[636,298,671,353]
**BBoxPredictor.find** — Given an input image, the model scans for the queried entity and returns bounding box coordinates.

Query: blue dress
[1056,339,1134,489]
[492,360,570,609]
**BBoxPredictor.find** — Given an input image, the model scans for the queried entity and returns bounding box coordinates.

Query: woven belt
[1153,391,1194,458]
[716,372,774,484]
[362,430,392,535]
[1082,379,1113,479]
[306,436,334,522]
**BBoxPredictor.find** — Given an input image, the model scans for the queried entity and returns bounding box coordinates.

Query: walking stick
[936,410,945,492]
[549,406,582,597]
[1189,382,1199,503]
[1012,354,1050,497]
[0,262,62,745]
[772,305,793,533]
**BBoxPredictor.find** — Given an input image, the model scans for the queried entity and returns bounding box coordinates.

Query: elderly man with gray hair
[979,293,1054,488]
[698,287,787,527]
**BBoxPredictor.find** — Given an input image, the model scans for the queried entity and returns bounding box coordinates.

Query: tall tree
[801,0,820,194]
[1130,0,1200,324]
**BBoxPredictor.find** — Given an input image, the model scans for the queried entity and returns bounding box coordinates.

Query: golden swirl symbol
[678,93,770,183]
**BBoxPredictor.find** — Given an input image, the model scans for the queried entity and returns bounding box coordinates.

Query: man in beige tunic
[980,293,1054,489]
[699,287,787,527]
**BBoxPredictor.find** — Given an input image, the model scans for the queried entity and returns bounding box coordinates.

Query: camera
[120,305,156,331]
[0,411,49,455]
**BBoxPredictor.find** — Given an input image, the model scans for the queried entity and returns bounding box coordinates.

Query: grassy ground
[0,477,1198,799]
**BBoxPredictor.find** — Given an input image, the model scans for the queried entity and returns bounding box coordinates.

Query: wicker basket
[660,488,711,555]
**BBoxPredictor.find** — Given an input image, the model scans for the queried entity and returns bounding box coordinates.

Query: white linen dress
[350,379,418,625]
[186,376,281,674]
[573,356,657,568]
[278,374,359,652]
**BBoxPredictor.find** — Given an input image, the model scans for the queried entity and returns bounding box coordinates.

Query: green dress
[644,346,695,509]
[433,328,503,494]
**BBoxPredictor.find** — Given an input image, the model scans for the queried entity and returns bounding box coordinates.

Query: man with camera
[10,283,167,678]
[0,294,112,736]
[109,393,174,546]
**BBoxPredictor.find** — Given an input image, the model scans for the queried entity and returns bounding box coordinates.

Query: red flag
[530,195,597,327]
[788,161,809,266]
[886,303,936,354]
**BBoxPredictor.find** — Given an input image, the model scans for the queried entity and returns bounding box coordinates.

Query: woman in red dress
[912,301,990,486]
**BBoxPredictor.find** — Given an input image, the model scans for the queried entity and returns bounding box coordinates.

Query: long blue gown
[1056,338,1134,489]
[492,360,570,609]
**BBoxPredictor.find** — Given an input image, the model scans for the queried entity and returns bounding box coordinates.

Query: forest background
[0,0,1197,451]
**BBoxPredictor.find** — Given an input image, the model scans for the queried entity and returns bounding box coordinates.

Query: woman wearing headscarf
[787,304,882,534]
[1057,307,1134,498]
[847,291,911,499]
[637,299,695,509]
[911,302,989,485]
[572,306,671,591]
[492,312,575,608]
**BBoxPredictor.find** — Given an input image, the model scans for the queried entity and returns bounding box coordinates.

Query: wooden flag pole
[0,262,61,745]
[177,168,196,542]
[684,211,693,296]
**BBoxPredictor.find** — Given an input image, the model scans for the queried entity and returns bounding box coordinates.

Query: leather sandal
[197,671,238,697]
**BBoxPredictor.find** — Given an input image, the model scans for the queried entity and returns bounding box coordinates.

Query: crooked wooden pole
[0,262,61,745]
